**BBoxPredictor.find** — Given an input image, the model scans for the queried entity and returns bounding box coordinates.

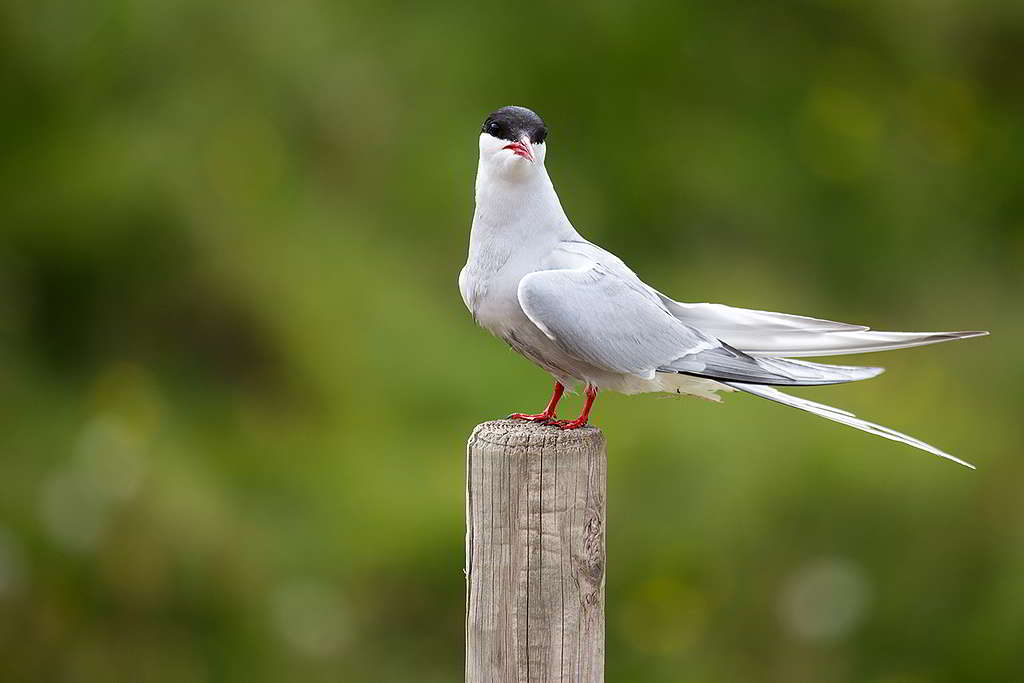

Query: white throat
[472,157,576,246]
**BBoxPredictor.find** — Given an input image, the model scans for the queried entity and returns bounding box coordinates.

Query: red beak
[502,136,535,162]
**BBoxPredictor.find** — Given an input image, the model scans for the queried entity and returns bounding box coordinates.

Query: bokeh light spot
[778,556,871,642]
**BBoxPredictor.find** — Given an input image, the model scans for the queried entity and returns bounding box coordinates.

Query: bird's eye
[487,121,501,135]
[534,128,547,144]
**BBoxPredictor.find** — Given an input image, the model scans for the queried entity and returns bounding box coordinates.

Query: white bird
[459,106,988,467]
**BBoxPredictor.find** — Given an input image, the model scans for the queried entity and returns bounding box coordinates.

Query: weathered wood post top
[465,419,607,683]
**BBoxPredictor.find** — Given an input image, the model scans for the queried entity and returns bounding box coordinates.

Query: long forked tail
[723,381,975,469]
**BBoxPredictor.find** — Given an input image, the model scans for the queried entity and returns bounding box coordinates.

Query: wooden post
[465,419,607,683]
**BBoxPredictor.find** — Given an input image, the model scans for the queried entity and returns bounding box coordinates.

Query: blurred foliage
[0,0,1022,681]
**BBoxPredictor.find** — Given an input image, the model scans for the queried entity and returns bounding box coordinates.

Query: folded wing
[518,265,885,386]
[660,298,987,357]
[517,264,715,379]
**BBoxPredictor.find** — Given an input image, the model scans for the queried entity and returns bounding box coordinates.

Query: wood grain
[466,419,606,683]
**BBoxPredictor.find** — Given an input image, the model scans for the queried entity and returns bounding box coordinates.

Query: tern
[459,105,987,467]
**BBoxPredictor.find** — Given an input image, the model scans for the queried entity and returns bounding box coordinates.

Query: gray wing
[659,297,987,357]
[517,263,715,379]
[547,239,986,357]
[517,263,882,385]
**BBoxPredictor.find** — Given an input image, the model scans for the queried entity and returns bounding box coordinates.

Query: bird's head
[478,106,548,180]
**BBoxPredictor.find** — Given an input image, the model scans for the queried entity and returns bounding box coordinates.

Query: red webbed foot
[547,417,589,430]
[546,385,597,430]
[507,412,555,422]
[506,381,565,425]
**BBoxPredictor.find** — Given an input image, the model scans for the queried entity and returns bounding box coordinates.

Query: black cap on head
[481,106,548,144]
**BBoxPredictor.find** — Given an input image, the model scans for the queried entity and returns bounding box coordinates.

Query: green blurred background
[1,0,1022,681]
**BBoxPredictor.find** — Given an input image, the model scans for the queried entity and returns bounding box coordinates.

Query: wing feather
[518,264,885,386]
[518,265,714,378]
[661,298,986,356]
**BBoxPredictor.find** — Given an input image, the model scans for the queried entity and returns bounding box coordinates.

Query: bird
[458,105,988,468]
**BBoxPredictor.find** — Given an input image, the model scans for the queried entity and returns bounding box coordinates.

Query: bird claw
[507,412,555,423]
[546,418,588,430]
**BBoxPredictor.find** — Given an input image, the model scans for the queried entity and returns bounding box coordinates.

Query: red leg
[549,385,597,430]
[508,381,565,422]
